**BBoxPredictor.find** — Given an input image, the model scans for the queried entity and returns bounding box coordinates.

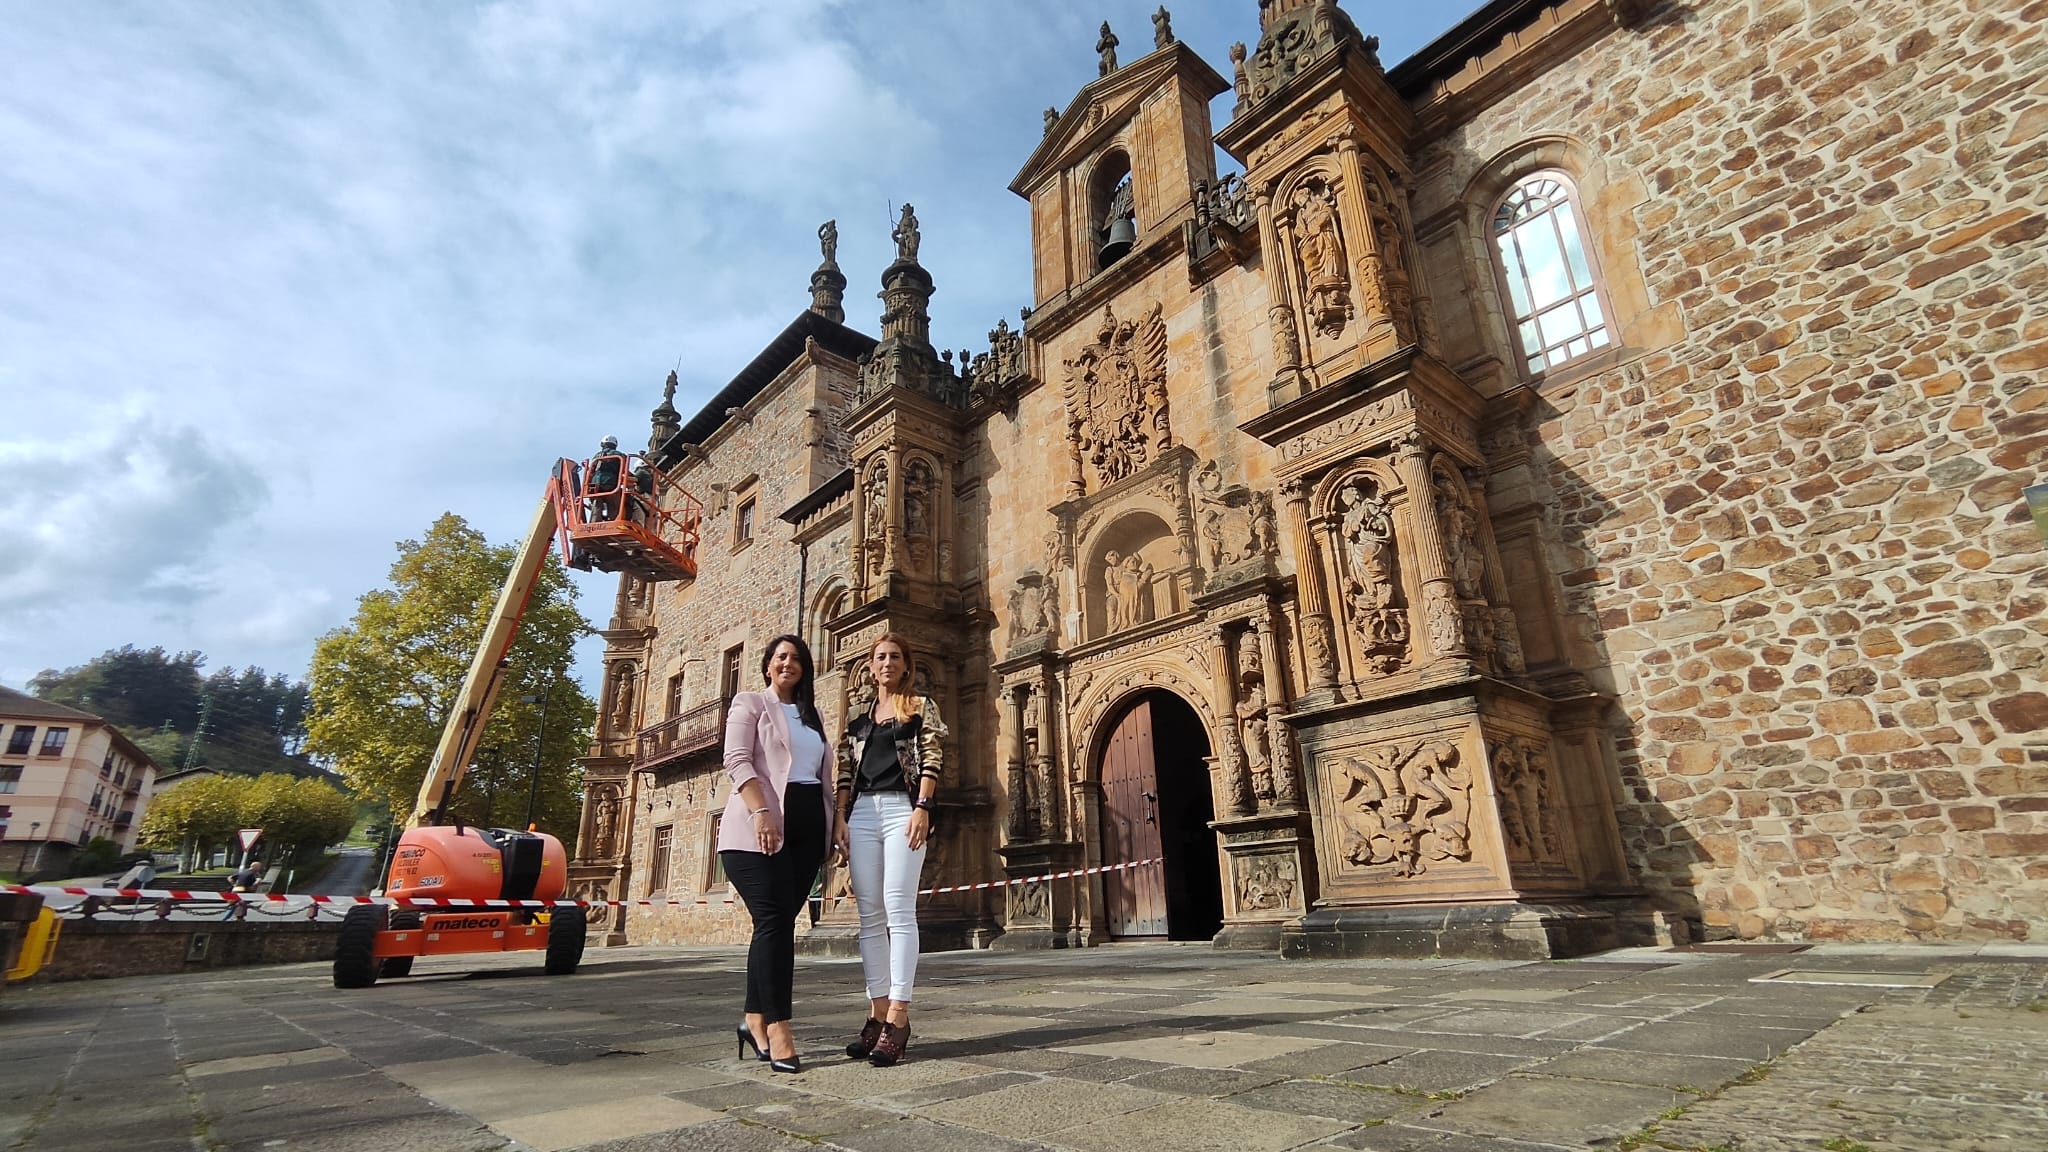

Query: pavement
[2,939,2042,1152]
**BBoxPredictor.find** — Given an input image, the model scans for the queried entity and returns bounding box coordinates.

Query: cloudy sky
[0,1,1466,700]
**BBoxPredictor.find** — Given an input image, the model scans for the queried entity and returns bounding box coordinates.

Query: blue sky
[0,1,1471,701]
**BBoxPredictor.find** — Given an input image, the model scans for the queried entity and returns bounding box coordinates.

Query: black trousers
[720,782,825,1023]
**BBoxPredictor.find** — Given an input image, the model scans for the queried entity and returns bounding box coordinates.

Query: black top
[857,716,908,795]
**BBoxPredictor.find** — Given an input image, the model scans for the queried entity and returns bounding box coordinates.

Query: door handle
[1142,790,1157,823]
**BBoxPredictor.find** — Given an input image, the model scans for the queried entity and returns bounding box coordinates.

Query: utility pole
[521,681,557,830]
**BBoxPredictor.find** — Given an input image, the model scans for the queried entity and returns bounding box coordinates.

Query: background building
[577,0,2047,953]
[0,686,160,877]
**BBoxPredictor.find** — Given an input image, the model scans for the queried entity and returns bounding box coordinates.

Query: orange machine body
[385,825,568,904]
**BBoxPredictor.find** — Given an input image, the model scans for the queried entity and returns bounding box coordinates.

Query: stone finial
[1096,21,1119,76]
[1043,106,1059,134]
[1153,6,1174,49]
[809,218,847,323]
[649,369,682,452]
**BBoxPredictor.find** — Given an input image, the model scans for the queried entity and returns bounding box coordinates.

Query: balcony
[114,810,134,828]
[634,700,726,773]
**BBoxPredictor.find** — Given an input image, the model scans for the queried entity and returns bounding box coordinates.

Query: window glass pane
[1517,220,1570,311]
[1556,202,1594,290]
[1518,319,1540,352]
[1588,326,1612,350]
[1579,293,1605,331]
[1537,302,1582,351]
[1497,234,1534,317]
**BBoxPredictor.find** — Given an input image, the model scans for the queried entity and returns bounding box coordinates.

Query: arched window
[1492,175,1609,374]
[1091,151,1136,271]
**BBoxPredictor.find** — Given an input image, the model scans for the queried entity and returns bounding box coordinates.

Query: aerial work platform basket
[548,454,702,581]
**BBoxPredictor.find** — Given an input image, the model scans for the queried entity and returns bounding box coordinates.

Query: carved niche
[862,458,889,579]
[608,664,638,738]
[1234,635,1275,803]
[1061,304,1171,496]
[587,783,623,860]
[1333,471,1409,674]
[904,457,936,567]
[1193,460,1278,584]
[1101,549,1157,633]
[1330,739,1473,878]
[1358,173,1418,348]
[1431,458,1498,667]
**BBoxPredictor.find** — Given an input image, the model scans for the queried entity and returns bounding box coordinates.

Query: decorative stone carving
[1291,177,1351,337]
[1331,739,1473,877]
[1270,303,1301,371]
[1013,878,1051,923]
[1229,41,1250,108]
[1096,21,1119,75]
[1152,6,1173,49]
[1062,304,1171,494]
[1043,106,1059,134]
[1101,550,1157,633]
[590,785,621,859]
[1434,466,1485,599]
[1243,1,1377,108]
[968,316,1026,408]
[863,460,889,577]
[892,203,920,262]
[1491,737,1562,862]
[818,219,838,265]
[1235,638,1274,802]
[1302,613,1340,684]
[1335,475,1408,674]
[1006,571,1057,646]
[1193,461,1277,575]
[574,880,612,931]
[1236,853,1297,912]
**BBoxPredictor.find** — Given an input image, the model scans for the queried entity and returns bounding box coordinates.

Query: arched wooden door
[1100,698,1167,937]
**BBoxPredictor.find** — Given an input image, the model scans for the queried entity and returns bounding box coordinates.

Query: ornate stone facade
[584,0,2048,954]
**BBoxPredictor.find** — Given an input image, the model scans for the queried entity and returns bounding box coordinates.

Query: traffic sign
[237,828,263,852]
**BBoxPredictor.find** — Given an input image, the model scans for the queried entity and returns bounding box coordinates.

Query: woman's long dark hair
[759,633,826,737]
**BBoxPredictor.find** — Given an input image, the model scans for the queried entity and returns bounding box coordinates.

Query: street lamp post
[28,821,44,873]
[520,682,556,830]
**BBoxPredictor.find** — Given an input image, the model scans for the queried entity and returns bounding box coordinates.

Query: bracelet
[751,807,770,816]
[913,796,934,811]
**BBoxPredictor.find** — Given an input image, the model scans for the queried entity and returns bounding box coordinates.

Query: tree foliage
[138,772,356,867]
[30,645,315,776]
[304,513,595,846]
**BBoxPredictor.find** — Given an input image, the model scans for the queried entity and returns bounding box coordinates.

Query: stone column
[1471,484,1527,676]
[1004,684,1031,840]
[1283,478,1341,692]
[1394,432,1469,665]
[1210,627,1256,818]
[884,445,905,576]
[852,455,872,601]
[938,459,956,584]
[1257,190,1307,400]
[1254,615,1301,809]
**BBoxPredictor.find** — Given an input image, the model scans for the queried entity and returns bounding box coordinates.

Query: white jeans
[846,790,926,1002]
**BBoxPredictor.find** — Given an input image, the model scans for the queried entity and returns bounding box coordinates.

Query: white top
[782,703,825,785]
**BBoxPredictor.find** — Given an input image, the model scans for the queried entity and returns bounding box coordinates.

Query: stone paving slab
[2,944,2042,1152]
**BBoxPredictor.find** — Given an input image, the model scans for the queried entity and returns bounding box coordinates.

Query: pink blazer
[717,688,838,854]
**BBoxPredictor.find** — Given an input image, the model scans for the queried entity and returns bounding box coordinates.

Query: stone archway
[1092,688,1222,941]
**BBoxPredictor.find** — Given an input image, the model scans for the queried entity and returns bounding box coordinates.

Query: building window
[721,645,744,705]
[0,765,20,794]
[649,824,673,894]
[5,727,33,756]
[0,803,10,836]
[706,814,727,889]
[1492,174,1610,374]
[666,673,685,719]
[734,497,757,549]
[39,728,68,756]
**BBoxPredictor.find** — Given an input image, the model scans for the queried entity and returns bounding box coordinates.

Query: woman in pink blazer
[720,634,838,1074]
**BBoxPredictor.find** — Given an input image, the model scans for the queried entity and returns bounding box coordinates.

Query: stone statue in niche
[1102,550,1156,633]
[1291,178,1351,337]
[1336,477,1409,673]
[1375,215,1417,343]
[1433,466,1487,600]
[904,459,935,565]
[892,203,920,262]
[1235,641,1274,802]
[590,787,620,859]
[1193,460,1277,573]
[610,668,636,735]
[1061,304,1170,493]
[1236,853,1297,912]
[848,663,877,716]
[1331,739,1473,878]
[1096,21,1119,75]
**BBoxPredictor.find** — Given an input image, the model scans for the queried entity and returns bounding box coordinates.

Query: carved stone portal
[1331,739,1472,878]
[1062,304,1171,495]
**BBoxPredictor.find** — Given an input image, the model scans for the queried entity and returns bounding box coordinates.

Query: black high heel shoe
[736,1022,769,1063]
[769,1052,803,1074]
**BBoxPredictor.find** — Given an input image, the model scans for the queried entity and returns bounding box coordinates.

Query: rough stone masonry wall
[1421,0,2048,940]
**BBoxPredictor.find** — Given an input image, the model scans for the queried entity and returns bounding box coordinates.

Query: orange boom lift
[333,449,701,988]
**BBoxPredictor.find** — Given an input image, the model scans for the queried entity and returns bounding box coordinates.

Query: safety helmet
[600,435,619,451]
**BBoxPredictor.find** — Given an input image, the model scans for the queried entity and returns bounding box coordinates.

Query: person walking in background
[834,633,946,1067]
[719,635,837,1074]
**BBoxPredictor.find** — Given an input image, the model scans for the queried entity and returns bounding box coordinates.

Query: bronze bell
[1099,214,1136,266]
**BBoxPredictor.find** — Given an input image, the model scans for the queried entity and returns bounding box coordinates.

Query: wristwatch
[913,796,934,812]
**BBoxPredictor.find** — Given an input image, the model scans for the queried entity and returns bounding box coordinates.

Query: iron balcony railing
[635,699,726,771]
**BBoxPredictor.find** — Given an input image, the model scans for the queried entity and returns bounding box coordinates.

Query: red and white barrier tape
[3,857,1162,911]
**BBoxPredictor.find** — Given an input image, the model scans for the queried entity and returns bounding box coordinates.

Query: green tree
[30,645,316,777]
[238,774,357,864]
[304,513,594,847]
[31,645,205,732]
[137,774,244,867]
